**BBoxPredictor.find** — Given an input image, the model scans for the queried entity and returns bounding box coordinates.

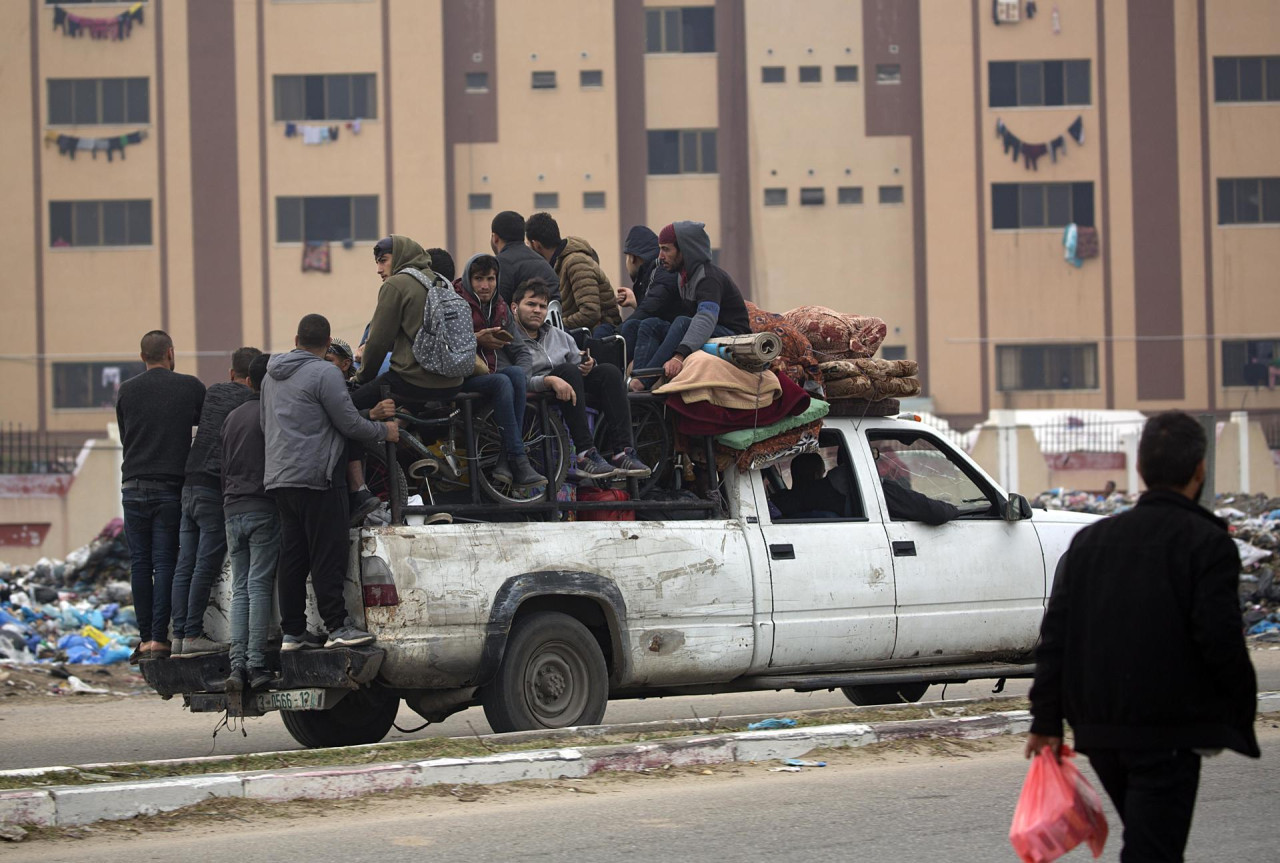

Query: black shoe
[224,666,247,694]
[349,488,381,527]
[248,667,278,691]
[512,458,547,489]
[490,453,513,486]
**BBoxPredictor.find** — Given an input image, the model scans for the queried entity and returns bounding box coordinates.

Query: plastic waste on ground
[1009,745,1108,863]
[784,759,827,767]
[747,718,798,730]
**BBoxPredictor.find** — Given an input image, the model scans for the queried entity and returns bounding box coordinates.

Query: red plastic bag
[577,486,635,521]
[1009,745,1108,863]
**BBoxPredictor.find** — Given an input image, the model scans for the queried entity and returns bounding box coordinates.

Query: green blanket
[716,399,830,450]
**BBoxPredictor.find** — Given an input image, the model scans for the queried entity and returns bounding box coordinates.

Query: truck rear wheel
[280,685,399,749]
[481,611,608,733]
[840,682,930,707]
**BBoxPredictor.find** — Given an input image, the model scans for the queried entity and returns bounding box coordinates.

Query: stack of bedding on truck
[781,305,921,417]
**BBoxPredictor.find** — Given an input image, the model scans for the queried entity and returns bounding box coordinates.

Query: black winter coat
[1029,490,1259,757]
[184,381,254,489]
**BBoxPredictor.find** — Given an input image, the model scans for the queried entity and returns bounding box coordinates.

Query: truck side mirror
[1003,493,1032,522]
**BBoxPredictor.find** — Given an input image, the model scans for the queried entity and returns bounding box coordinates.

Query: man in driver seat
[875,447,962,526]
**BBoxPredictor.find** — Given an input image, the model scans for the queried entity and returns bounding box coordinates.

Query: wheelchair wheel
[472,403,570,506]
[594,397,671,496]
[363,443,408,509]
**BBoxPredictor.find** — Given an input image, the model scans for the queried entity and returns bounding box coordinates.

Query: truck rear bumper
[140,646,385,700]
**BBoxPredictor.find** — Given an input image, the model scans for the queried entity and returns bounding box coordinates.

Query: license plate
[254,688,328,712]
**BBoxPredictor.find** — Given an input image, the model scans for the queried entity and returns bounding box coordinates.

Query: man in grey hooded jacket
[263,314,399,651]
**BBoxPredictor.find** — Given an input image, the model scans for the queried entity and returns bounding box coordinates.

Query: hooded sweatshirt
[453,253,533,376]
[496,240,561,306]
[356,235,464,390]
[622,225,681,322]
[670,220,751,359]
[513,319,583,393]
[551,237,622,331]
[262,349,388,491]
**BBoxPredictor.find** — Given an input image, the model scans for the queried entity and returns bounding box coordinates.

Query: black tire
[481,611,608,733]
[363,443,409,510]
[473,405,570,506]
[593,397,671,495]
[279,685,400,749]
[840,682,930,707]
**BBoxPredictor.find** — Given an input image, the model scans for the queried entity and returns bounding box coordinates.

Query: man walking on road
[263,314,399,651]
[1027,410,1259,861]
[116,331,206,660]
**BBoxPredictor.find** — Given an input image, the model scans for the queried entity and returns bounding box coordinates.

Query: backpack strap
[398,266,446,290]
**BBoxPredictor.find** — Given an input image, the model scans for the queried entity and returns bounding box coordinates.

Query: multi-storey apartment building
[4,0,1278,441]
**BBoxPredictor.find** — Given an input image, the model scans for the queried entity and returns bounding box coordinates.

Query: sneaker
[610,447,653,478]
[248,667,278,691]
[490,453,513,486]
[574,447,618,480]
[512,458,547,490]
[179,634,230,658]
[325,620,375,649]
[281,631,325,652]
[224,666,247,694]
[349,488,381,528]
[171,638,184,656]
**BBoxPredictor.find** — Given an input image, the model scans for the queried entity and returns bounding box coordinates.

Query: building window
[468,193,492,211]
[644,6,715,54]
[996,344,1099,391]
[273,74,376,121]
[876,64,901,85]
[838,186,863,205]
[47,78,149,125]
[1217,178,1280,225]
[583,191,606,209]
[879,185,904,204]
[761,66,785,84]
[53,361,145,410]
[1214,56,1280,102]
[465,72,489,92]
[580,69,603,88]
[531,71,557,90]
[1222,339,1280,387]
[49,200,152,247]
[988,60,1090,107]
[835,65,859,83]
[764,188,788,206]
[992,182,1094,229]
[533,192,559,210]
[800,187,825,206]
[798,65,822,83]
[647,129,717,174]
[275,196,378,243]
[880,345,907,361]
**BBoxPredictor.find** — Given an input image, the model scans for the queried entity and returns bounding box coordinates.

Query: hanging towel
[1063,223,1082,268]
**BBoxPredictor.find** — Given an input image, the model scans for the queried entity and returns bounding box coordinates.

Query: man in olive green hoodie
[352,235,467,410]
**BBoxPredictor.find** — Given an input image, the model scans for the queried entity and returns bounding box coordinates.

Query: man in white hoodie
[509,279,649,480]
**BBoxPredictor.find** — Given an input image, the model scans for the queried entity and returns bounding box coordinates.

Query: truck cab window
[765,430,865,521]
[867,433,996,524]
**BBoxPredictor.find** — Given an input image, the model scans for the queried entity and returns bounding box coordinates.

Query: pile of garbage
[0,519,137,665]
[1035,489,1280,638]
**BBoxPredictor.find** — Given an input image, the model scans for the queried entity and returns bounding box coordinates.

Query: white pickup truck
[142,414,1096,748]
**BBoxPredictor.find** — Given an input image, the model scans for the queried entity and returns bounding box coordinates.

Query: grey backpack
[399,267,477,379]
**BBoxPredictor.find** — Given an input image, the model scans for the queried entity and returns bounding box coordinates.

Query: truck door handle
[769,543,795,560]
[892,541,916,557]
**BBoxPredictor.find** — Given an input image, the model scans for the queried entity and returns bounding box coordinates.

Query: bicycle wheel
[472,403,570,506]
[363,443,408,509]
[594,397,671,495]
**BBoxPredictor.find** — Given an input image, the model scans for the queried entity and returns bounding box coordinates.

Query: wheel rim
[474,406,568,505]
[522,640,589,726]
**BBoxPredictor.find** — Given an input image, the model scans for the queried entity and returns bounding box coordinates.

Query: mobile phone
[494,329,514,343]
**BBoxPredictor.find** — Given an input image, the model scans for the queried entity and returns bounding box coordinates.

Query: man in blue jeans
[171,346,260,658]
[220,353,279,692]
[115,331,206,661]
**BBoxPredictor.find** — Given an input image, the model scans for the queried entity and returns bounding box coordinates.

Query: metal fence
[1027,418,1146,455]
[1255,410,1280,450]
[0,424,81,474]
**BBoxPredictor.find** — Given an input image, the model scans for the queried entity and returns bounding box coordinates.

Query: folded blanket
[745,301,823,388]
[827,397,901,418]
[820,358,918,381]
[825,375,922,400]
[718,421,823,472]
[716,399,830,450]
[782,305,887,360]
[654,350,781,411]
[665,370,810,436]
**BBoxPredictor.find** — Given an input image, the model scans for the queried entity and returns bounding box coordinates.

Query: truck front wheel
[481,611,609,733]
[280,685,399,749]
[840,682,930,707]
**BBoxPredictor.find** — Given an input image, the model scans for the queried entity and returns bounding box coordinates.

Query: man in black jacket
[490,210,560,305]
[1027,411,1259,861]
[613,225,681,360]
[171,347,260,658]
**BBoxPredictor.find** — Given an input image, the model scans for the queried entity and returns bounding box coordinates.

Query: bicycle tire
[362,443,408,511]
[593,397,671,496]
[472,404,570,506]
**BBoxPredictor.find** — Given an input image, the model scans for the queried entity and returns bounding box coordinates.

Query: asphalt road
[3,648,1277,771]
[6,725,1278,862]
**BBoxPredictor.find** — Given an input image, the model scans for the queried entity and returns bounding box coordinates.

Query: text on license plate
[255,688,327,712]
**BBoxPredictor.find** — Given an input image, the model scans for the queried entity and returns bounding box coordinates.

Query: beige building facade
[3,0,1279,436]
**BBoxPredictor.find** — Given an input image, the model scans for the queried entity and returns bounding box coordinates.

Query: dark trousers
[171,484,227,639]
[121,486,182,643]
[549,362,632,453]
[273,486,351,636]
[1086,748,1202,862]
[351,370,459,411]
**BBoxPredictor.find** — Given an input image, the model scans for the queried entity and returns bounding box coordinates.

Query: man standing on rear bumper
[262,314,399,651]
[1026,411,1259,861]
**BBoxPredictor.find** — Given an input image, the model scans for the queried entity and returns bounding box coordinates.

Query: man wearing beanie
[613,225,681,360]
[630,220,751,389]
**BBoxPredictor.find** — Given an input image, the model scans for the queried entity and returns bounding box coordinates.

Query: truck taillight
[363,583,400,607]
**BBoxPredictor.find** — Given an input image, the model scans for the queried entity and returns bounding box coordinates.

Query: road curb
[0,710,1030,829]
